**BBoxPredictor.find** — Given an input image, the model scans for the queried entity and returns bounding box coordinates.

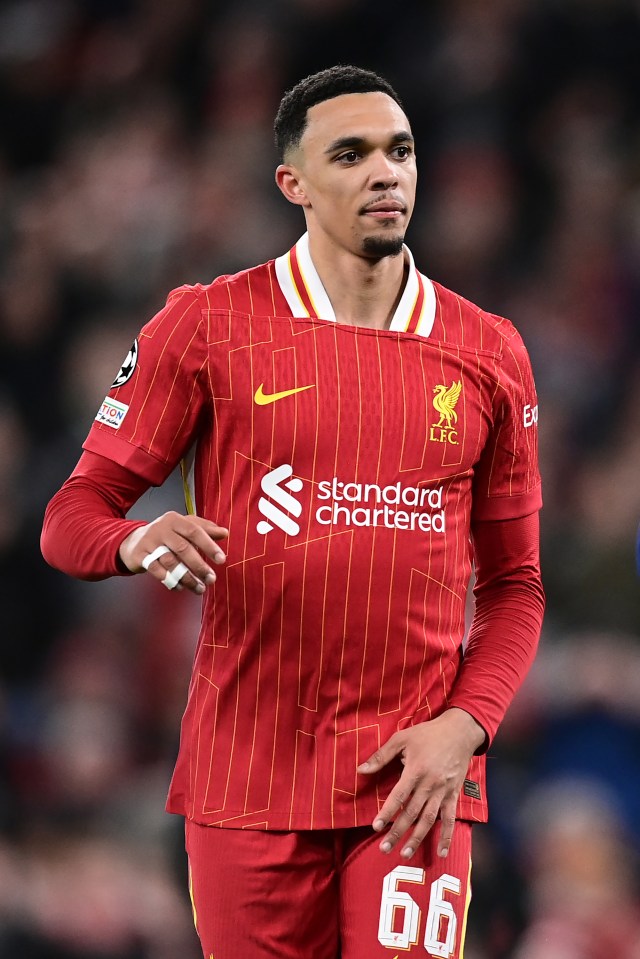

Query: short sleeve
[83,286,209,486]
[472,330,542,522]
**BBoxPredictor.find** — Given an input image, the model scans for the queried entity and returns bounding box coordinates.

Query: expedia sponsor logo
[430,380,462,445]
[256,466,446,536]
[523,403,538,428]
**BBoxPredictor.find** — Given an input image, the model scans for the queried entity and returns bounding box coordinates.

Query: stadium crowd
[1,0,639,956]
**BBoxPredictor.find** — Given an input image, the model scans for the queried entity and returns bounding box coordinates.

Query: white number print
[378,866,424,949]
[378,866,461,956]
[424,875,461,957]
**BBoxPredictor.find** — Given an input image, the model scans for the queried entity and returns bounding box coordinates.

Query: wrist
[117,522,149,573]
[441,707,487,753]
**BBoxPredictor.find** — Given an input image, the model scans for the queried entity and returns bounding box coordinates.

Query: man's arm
[41,451,227,592]
[358,511,544,859]
[449,511,545,744]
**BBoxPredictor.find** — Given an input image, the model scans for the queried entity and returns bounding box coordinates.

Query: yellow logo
[430,381,462,445]
[254,382,315,405]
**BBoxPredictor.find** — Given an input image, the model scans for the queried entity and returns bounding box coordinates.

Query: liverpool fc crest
[430,381,462,444]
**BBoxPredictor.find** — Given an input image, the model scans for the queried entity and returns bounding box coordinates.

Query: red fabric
[41,452,543,764]
[185,820,472,959]
[42,244,543,830]
[41,451,149,579]
[450,511,545,747]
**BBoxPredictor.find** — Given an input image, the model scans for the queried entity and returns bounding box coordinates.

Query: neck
[308,233,408,330]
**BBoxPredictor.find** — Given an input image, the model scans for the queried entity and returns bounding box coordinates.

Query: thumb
[357,734,403,774]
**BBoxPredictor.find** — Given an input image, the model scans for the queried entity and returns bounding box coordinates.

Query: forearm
[41,452,150,580]
[448,512,545,747]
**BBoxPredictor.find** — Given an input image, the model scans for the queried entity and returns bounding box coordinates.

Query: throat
[326,260,409,330]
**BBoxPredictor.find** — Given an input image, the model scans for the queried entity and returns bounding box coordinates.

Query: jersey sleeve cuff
[471,481,542,523]
[83,432,172,487]
[446,699,494,753]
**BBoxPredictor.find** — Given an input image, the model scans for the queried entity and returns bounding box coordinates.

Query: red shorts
[185,820,472,959]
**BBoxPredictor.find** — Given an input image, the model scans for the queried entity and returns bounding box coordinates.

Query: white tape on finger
[162,562,189,590]
[142,545,171,571]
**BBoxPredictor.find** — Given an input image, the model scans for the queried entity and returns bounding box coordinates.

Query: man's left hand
[357,707,486,859]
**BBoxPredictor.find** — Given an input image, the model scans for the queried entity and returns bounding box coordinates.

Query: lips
[360,199,406,215]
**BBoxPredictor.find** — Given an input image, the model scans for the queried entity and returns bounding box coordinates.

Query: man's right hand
[119,512,228,594]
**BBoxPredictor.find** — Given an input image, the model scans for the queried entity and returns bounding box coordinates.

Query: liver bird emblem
[432,381,462,428]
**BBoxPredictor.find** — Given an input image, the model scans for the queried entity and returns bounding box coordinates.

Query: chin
[362,234,405,258]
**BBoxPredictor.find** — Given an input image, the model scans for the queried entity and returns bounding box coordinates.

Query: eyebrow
[324,131,415,155]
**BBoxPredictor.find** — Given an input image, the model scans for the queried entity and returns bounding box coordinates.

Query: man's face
[285,92,417,259]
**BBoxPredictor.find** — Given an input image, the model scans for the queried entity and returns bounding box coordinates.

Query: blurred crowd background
[1,0,640,956]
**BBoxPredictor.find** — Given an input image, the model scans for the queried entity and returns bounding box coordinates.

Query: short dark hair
[274,64,404,159]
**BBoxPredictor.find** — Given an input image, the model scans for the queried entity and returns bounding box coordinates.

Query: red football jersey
[83,234,542,829]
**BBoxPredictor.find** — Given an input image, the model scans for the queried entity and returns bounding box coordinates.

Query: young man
[42,66,544,959]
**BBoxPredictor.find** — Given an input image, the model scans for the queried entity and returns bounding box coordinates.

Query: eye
[336,150,360,164]
[392,144,413,159]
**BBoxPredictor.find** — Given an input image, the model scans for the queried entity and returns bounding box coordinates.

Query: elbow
[40,498,64,572]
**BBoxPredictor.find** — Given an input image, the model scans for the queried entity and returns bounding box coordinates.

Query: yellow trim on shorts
[459,853,472,957]
[188,861,198,931]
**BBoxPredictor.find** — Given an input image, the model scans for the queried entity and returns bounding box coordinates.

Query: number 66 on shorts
[378,866,465,956]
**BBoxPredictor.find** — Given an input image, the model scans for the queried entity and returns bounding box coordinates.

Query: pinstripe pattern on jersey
[83,245,541,831]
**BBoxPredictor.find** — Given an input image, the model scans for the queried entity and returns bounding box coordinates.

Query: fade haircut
[274,64,404,160]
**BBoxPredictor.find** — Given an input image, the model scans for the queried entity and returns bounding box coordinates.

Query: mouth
[360,199,406,220]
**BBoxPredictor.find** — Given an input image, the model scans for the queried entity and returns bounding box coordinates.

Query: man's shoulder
[432,281,527,357]
[166,259,276,312]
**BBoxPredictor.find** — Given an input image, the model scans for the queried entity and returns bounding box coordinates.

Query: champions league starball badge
[112,339,138,388]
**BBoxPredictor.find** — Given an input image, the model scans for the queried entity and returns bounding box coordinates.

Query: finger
[183,518,229,564]
[371,771,419,833]
[148,552,206,595]
[357,735,402,776]
[144,510,229,572]
[160,534,220,585]
[397,796,445,859]
[144,513,228,575]
[379,791,435,855]
[161,562,190,590]
[141,545,171,570]
[436,799,457,859]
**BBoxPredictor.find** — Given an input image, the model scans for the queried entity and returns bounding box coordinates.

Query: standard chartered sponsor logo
[257,464,303,535]
[316,478,445,531]
[257,465,445,535]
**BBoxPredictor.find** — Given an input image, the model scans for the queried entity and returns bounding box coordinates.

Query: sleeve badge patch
[95,397,129,430]
[112,339,138,388]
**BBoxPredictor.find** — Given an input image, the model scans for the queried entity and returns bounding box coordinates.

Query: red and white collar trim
[274,233,436,337]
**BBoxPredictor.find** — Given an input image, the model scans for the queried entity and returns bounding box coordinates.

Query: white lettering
[428,486,443,509]
[432,510,445,533]
[316,505,332,524]
[261,466,448,536]
[382,482,401,505]
[364,483,382,502]
[394,510,410,529]
[317,481,332,500]
[524,403,539,428]
[351,508,370,526]
[401,486,419,507]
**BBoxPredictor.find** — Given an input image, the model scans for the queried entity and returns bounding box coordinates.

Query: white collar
[274,233,435,336]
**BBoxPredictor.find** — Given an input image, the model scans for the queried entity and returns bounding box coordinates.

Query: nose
[368,151,398,191]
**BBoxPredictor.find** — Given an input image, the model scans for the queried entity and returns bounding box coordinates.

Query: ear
[275,164,311,207]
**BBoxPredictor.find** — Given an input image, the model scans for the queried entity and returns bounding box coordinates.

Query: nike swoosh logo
[254,383,315,405]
